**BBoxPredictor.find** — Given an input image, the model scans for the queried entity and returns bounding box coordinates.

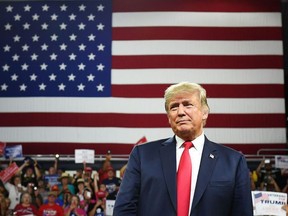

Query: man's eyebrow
[169,102,179,108]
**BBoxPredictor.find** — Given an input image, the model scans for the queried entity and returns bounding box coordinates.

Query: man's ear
[202,108,209,120]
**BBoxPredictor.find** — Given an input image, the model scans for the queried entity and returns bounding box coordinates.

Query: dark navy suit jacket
[113,136,253,216]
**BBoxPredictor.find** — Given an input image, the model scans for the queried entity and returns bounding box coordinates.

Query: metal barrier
[0,154,130,162]
[0,148,286,163]
[256,148,288,156]
[245,148,288,163]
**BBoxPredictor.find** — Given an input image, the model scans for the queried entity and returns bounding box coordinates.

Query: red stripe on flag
[113,0,281,12]
[0,113,285,128]
[113,27,282,41]
[112,56,283,69]
[112,84,284,98]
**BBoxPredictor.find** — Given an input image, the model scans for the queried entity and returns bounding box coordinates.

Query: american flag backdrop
[0,0,286,155]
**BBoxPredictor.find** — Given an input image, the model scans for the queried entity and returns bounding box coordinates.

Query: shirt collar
[176,132,205,151]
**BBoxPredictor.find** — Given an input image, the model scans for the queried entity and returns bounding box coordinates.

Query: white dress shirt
[176,132,205,215]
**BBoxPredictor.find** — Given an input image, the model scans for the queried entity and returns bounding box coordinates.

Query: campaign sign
[275,155,288,169]
[0,162,19,183]
[4,145,23,159]
[252,191,287,216]
[44,174,60,187]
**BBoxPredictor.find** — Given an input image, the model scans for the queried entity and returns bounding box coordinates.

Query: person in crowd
[57,173,75,201]
[4,174,27,210]
[26,181,43,209]
[64,195,86,216]
[282,181,288,216]
[256,159,281,184]
[102,166,121,200]
[98,154,112,184]
[94,172,108,201]
[281,204,288,216]
[280,168,288,190]
[87,198,105,216]
[33,187,44,210]
[256,159,281,192]
[5,197,12,216]
[82,166,94,190]
[71,169,83,190]
[249,171,256,190]
[113,82,253,216]
[38,190,64,216]
[76,178,86,209]
[43,156,60,190]
[89,173,106,216]
[79,178,99,215]
[62,190,72,209]
[259,174,281,192]
[20,158,42,188]
[0,180,8,198]
[282,178,288,193]
[13,191,38,215]
[0,192,8,216]
[48,156,59,176]
[36,179,49,204]
[44,185,64,207]
[82,188,96,215]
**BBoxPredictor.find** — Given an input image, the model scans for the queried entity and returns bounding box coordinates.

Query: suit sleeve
[231,155,253,216]
[113,146,141,216]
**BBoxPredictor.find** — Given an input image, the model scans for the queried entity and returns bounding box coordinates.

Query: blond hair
[164,82,210,114]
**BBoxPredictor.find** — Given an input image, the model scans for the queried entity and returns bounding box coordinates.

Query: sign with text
[252,191,287,216]
[4,145,22,159]
[44,174,60,187]
[275,155,288,169]
[75,149,95,164]
[0,162,19,183]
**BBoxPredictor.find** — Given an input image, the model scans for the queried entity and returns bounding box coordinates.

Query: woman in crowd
[0,192,9,216]
[13,192,38,215]
[98,154,111,184]
[4,175,26,210]
[64,195,86,216]
[76,178,86,209]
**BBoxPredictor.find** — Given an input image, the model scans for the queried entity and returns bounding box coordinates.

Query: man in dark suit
[113,82,253,216]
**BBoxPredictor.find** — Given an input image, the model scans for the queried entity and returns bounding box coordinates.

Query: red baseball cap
[96,191,106,199]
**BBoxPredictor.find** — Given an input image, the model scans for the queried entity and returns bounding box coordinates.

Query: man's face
[48,194,56,204]
[49,167,56,175]
[107,170,114,178]
[167,91,208,140]
[26,168,33,176]
[61,177,68,184]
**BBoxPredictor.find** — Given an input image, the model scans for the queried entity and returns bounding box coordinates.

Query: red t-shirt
[38,203,64,216]
[14,204,38,216]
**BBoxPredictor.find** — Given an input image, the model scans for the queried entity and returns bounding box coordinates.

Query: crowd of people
[0,154,123,216]
[0,153,287,215]
[250,159,288,193]
[250,159,288,214]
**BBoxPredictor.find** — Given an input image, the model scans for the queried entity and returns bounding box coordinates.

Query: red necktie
[177,141,193,216]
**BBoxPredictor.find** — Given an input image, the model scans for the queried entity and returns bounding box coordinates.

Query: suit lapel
[160,137,177,211]
[192,137,218,210]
